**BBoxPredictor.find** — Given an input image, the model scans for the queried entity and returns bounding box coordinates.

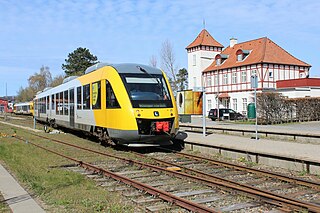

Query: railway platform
[0,164,45,213]
[182,118,320,174]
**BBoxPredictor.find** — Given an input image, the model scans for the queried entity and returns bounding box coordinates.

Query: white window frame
[269,71,273,78]
[193,55,196,66]
[232,72,237,84]
[241,71,247,83]
[233,98,237,111]
[208,99,212,111]
[242,98,247,112]
[223,73,228,85]
[207,76,211,87]
[214,75,218,86]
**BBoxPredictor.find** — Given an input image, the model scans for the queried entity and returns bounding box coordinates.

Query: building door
[69,88,75,128]
[222,99,230,108]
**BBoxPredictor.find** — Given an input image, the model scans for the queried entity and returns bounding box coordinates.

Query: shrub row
[256,92,320,124]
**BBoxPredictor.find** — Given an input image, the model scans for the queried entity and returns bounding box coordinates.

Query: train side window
[56,93,59,114]
[59,92,63,115]
[42,97,46,113]
[52,94,55,110]
[106,80,120,108]
[92,81,101,109]
[46,96,49,110]
[83,84,90,110]
[64,90,68,115]
[77,86,82,110]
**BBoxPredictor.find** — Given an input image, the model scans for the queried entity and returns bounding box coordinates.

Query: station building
[186,29,320,116]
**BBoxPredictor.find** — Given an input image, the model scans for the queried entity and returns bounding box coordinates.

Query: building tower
[186,29,223,90]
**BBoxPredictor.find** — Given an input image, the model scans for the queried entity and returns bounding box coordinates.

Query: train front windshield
[121,73,173,108]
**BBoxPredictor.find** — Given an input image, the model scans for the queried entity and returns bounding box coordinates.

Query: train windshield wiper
[137,66,164,94]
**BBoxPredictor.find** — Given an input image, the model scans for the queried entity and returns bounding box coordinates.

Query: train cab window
[83,84,90,110]
[120,73,172,108]
[92,81,101,109]
[77,86,82,110]
[106,80,120,108]
[64,90,68,115]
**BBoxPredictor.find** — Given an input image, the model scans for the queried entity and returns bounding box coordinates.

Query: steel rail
[24,133,320,212]
[14,135,217,213]
[183,140,320,174]
[156,147,320,190]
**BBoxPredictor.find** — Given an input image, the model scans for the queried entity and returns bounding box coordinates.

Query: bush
[257,92,320,124]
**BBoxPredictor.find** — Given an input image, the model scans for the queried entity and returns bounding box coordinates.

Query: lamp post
[251,74,258,140]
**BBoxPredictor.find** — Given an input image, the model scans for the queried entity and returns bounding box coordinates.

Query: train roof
[14,102,32,106]
[85,63,163,75]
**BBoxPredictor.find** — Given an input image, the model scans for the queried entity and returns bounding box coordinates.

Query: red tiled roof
[204,37,311,72]
[219,93,230,98]
[186,29,224,49]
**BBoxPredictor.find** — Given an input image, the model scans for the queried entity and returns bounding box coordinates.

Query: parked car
[208,108,244,121]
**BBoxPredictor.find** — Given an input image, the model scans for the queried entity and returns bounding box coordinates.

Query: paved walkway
[0,164,45,213]
[185,132,320,162]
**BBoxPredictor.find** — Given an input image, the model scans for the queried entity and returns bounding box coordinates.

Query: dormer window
[236,49,250,61]
[215,54,228,66]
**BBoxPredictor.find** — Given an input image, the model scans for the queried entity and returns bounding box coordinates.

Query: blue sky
[1,0,320,97]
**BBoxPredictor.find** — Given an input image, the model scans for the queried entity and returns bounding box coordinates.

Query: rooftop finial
[203,19,206,29]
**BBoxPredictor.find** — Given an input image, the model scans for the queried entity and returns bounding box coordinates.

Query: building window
[241,71,247,83]
[237,54,243,61]
[216,58,221,65]
[232,72,237,84]
[269,71,273,78]
[208,99,212,110]
[193,77,197,88]
[233,98,237,111]
[223,74,228,85]
[214,75,218,86]
[207,76,211,87]
[242,98,247,112]
[252,70,257,76]
[92,81,101,109]
[83,84,90,110]
[193,55,196,66]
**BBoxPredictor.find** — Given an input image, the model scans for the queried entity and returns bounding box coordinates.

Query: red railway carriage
[0,98,13,113]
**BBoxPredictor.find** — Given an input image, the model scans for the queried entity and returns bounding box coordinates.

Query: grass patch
[0,194,10,213]
[0,124,135,212]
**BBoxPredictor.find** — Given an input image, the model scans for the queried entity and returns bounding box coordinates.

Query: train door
[69,88,75,127]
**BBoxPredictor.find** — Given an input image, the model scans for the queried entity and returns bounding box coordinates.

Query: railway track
[12,131,320,212]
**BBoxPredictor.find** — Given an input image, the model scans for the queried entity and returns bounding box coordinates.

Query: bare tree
[50,74,65,87]
[160,39,178,93]
[149,55,158,68]
[28,65,52,92]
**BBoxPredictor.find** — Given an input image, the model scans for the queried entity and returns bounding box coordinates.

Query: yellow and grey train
[14,101,34,115]
[34,63,186,147]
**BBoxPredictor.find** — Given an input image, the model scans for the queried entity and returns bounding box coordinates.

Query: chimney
[230,37,237,48]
